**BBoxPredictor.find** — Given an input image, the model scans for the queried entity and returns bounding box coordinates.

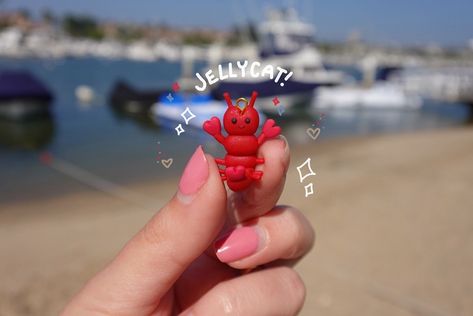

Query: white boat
[151,93,266,129]
[393,67,473,105]
[314,55,423,109]
[314,82,423,109]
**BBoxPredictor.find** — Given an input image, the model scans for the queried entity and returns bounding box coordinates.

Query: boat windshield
[258,9,314,58]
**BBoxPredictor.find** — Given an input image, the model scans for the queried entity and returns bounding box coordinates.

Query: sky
[2,0,472,47]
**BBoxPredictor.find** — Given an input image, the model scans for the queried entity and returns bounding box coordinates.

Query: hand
[203,116,222,136]
[62,138,315,316]
[262,119,281,139]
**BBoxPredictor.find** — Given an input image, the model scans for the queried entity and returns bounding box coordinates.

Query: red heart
[225,166,246,181]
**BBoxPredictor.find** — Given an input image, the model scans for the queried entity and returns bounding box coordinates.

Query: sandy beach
[1,127,473,316]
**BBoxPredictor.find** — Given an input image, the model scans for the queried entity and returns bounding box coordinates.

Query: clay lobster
[203,91,281,191]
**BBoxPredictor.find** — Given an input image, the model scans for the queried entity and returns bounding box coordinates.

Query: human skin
[62,137,315,316]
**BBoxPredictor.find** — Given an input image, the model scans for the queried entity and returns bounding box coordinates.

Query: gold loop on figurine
[235,97,248,110]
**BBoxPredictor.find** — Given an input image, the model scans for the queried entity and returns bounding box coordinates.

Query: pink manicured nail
[178,146,209,196]
[214,226,262,263]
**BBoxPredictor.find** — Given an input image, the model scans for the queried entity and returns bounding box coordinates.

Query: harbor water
[0,57,471,204]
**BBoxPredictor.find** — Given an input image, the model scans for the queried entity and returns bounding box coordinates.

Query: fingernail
[279,135,289,153]
[214,226,264,263]
[178,146,209,199]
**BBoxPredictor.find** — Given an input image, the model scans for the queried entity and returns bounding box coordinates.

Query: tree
[62,14,104,40]
[42,9,57,25]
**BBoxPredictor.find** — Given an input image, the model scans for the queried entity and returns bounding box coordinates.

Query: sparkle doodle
[203,91,281,191]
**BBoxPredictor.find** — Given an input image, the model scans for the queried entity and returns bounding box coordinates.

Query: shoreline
[0,128,420,211]
[1,125,470,220]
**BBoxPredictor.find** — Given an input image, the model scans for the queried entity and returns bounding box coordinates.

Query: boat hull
[151,96,267,130]
[212,79,334,98]
[108,81,167,114]
[211,79,336,112]
[0,99,52,120]
[314,84,423,109]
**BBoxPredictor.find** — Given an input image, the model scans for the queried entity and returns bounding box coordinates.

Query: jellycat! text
[194,60,293,92]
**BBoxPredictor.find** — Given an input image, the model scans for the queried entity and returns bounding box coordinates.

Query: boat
[313,57,423,109]
[0,71,54,120]
[0,113,55,149]
[210,8,347,112]
[392,66,473,106]
[314,82,423,109]
[108,80,168,114]
[151,93,266,129]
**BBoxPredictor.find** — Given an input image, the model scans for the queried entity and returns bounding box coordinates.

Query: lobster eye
[231,118,237,124]
[245,118,251,124]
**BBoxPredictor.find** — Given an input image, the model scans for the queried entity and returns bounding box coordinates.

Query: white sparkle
[296,158,316,183]
[180,106,196,125]
[166,93,174,102]
[175,124,185,136]
[304,183,314,197]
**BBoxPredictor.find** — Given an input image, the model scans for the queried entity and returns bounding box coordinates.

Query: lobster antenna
[248,91,258,107]
[223,92,233,108]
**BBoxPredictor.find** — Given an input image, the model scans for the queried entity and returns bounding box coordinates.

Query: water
[0,57,471,204]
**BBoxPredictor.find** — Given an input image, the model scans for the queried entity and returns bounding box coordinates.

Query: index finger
[228,135,290,223]
[62,147,228,315]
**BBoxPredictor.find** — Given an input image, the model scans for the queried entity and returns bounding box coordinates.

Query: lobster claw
[203,117,221,136]
[262,119,281,138]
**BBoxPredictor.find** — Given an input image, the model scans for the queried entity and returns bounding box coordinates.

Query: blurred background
[1,0,472,315]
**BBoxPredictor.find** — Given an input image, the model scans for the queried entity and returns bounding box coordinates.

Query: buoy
[75,85,95,104]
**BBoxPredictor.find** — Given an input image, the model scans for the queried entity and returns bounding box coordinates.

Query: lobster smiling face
[223,92,260,136]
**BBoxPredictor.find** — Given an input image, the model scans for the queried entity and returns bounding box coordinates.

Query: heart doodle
[306,128,321,141]
[161,158,173,168]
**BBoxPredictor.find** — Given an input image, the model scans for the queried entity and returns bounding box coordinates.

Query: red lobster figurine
[203,91,281,191]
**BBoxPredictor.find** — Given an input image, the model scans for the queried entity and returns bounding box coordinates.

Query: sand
[1,127,473,316]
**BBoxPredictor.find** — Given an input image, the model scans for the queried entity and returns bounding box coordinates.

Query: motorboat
[108,80,168,114]
[314,82,423,109]
[313,57,423,109]
[210,8,347,112]
[151,93,266,129]
[0,71,53,120]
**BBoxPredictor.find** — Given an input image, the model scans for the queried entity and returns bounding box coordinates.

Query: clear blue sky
[2,0,472,46]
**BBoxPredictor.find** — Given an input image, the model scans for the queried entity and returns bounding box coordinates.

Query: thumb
[62,146,226,315]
